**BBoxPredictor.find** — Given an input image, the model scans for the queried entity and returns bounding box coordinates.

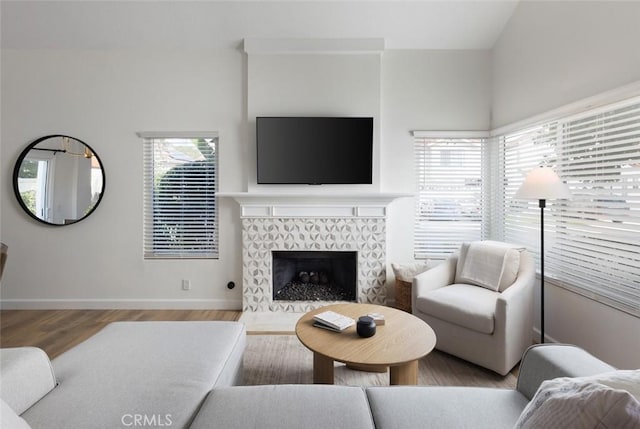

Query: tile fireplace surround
[219,193,409,313]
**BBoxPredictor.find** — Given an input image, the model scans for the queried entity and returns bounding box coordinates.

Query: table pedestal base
[313,352,419,385]
[313,353,335,384]
[390,360,418,385]
[346,363,387,373]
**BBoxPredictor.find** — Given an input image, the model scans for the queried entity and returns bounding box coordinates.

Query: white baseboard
[0,299,242,310]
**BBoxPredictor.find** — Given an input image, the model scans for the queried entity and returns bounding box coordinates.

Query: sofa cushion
[416,283,498,334]
[515,370,640,429]
[367,386,529,429]
[190,385,375,429]
[1,399,32,429]
[0,347,57,414]
[456,241,522,292]
[21,321,246,429]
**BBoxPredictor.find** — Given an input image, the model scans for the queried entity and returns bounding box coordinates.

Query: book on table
[312,311,355,332]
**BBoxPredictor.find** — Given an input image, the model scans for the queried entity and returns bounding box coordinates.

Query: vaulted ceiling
[1,1,520,50]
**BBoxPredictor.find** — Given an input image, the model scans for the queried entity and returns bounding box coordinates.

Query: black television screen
[256,117,373,185]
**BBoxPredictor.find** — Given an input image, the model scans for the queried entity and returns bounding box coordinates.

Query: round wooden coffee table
[295,303,436,385]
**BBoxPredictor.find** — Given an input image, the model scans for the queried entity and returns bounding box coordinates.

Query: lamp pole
[515,166,571,345]
[539,199,545,344]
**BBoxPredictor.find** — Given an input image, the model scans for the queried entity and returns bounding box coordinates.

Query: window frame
[413,131,490,260]
[17,151,55,222]
[139,132,219,260]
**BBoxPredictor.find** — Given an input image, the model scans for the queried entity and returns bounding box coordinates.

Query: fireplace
[219,191,409,313]
[241,216,387,312]
[272,251,357,302]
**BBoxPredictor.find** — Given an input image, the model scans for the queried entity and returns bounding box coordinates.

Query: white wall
[381,50,491,297]
[246,51,382,192]
[0,46,490,309]
[244,46,491,302]
[492,1,640,128]
[492,1,640,369]
[1,49,245,308]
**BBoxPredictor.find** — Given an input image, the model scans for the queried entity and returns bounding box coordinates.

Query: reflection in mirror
[13,135,105,226]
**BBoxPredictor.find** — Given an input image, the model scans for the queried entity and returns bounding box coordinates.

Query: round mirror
[13,135,105,226]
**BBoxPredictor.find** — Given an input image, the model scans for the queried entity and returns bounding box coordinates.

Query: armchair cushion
[456,241,522,292]
[415,284,499,334]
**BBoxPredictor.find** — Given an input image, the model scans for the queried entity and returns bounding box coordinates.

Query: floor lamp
[515,166,571,343]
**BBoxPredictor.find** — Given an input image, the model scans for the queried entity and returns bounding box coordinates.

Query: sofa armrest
[0,347,57,415]
[1,399,32,429]
[412,256,457,311]
[516,344,615,400]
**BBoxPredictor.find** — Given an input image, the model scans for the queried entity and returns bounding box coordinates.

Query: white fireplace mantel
[217,192,412,218]
[221,191,411,312]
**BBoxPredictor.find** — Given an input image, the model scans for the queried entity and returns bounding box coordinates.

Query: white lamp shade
[515,166,572,200]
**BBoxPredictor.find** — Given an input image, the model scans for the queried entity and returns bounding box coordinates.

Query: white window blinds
[142,135,218,259]
[414,137,486,259]
[498,97,640,317]
[497,123,560,263]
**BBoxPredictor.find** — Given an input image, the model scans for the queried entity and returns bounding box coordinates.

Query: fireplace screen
[272,251,357,302]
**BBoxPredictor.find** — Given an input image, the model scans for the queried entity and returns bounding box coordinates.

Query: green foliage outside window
[20,190,37,215]
[19,160,38,179]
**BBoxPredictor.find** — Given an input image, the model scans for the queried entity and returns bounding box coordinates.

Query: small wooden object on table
[295,303,436,385]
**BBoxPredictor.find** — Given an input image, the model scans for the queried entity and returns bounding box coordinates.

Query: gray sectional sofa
[190,343,619,429]
[1,321,247,429]
[0,321,628,429]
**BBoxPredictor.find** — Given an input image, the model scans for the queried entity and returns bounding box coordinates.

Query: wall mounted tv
[256,117,373,185]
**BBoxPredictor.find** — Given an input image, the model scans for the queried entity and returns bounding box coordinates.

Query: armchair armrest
[492,250,536,374]
[412,256,457,312]
[495,250,536,317]
[516,344,615,400]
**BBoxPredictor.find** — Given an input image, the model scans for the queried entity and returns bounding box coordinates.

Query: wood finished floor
[0,309,241,359]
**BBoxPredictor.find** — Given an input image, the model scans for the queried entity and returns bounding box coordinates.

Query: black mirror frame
[12,134,106,227]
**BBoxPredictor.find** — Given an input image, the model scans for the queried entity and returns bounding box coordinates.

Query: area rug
[242,334,517,388]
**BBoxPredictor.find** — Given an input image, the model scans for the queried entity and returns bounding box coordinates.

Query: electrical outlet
[182,279,191,291]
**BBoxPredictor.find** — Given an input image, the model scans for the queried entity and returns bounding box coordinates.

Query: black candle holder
[356,316,376,338]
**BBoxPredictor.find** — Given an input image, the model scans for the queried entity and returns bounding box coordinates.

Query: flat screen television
[256,117,373,185]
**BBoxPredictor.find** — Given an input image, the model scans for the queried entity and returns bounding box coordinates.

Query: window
[497,98,640,317]
[141,134,218,259]
[495,123,560,259]
[16,152,54,221]
[414,135,487,259]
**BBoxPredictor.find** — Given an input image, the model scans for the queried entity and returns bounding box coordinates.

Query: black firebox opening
[272,251,357,302]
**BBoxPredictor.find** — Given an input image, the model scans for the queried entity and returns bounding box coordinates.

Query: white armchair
[412,241,535,375]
